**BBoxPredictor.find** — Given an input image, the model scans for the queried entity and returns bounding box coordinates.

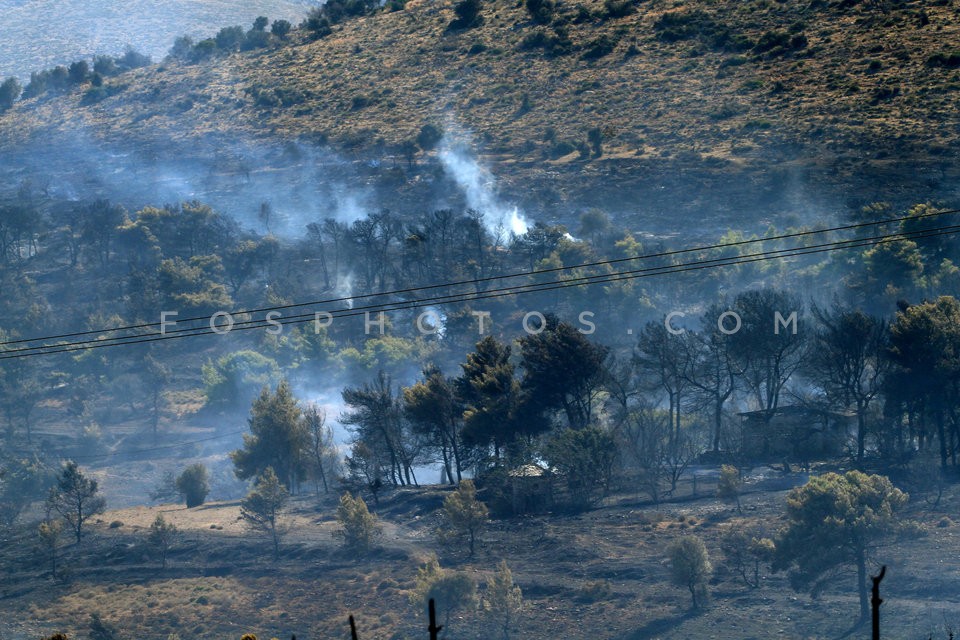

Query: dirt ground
[1,475,958,640]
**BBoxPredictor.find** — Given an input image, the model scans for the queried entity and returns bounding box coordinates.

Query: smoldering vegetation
[1,3,960,636]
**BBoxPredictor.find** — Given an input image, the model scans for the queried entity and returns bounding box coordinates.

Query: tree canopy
[773,471,909,619]
[231,380,309,491]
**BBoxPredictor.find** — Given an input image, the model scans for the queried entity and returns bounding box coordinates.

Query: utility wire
[3,222,958,360]
[1,207,957,349]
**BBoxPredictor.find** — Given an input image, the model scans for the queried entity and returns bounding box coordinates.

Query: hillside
[1,0,959,222]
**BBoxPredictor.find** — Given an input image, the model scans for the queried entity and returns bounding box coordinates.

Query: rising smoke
[437,134,531,237]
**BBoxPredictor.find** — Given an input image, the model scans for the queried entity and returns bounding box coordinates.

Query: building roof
[508,463,550,478]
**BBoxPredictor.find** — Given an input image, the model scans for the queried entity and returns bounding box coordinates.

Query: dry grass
[2,0,958,169]
[3,481,959,640]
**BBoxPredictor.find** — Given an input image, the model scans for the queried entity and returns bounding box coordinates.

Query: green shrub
[525,0,555,24]
[450,0,483,29]
[753,30,790,53]
[927,52,960,69]
[0,77,21,110]
[336,492,382,553]
[271,20,292,38]
[582,35,617,60]
[176,463,210,508]
[603,0,635,18]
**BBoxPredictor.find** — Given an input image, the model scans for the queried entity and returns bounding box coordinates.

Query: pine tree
[47,461,106,543]
[485,560,523,640]
[441,480,488,556]
[231,380,309,492]
[336,492,381,553]
[148,514,178,569]
[240,467,289,560]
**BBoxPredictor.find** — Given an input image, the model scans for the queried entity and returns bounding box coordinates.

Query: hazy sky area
[0,0,318,80]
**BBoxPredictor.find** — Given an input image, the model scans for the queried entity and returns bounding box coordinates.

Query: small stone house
[508,463,554,514]
[738,405,855,460]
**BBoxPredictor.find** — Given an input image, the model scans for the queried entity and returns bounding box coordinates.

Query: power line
[2,207,958,350]
[4,223,958,359]
[2,222,957,360]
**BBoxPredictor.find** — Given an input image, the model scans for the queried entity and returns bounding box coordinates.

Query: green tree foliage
[807,304,889,462]
[147,514,178,568]
[47,461,106,543]
[0,342,43,442]
[336,492,382,553]
[175,463,210,508]
[404,365,466,484]
[303,9,333,38]
[862,238,925,299]
[410,558,478,631]
[888,297,960,468]
[484,560,523,640]
[543,426,617,511]
[157,255,233,315]
[525,0,555,24]
[457,336,523,461]
[773,471,909,619]
[518,316,609,430]
[202,350,281,408]
[271,19,292,38]
[0,77,21,110]
[668,535,712,609]
[577,209,610,246]
[450,0,483,29]
[144,354,171,441]
[215,25,246,51]
[68,60,89,84]
[441,479,488,556]
[240,467,289,559]
[416,123,444,151]
[231,380,309,491]
[716,464,742,513]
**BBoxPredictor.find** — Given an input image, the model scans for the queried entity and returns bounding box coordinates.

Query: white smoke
[335,272,355,309]
[438,136,531,237]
